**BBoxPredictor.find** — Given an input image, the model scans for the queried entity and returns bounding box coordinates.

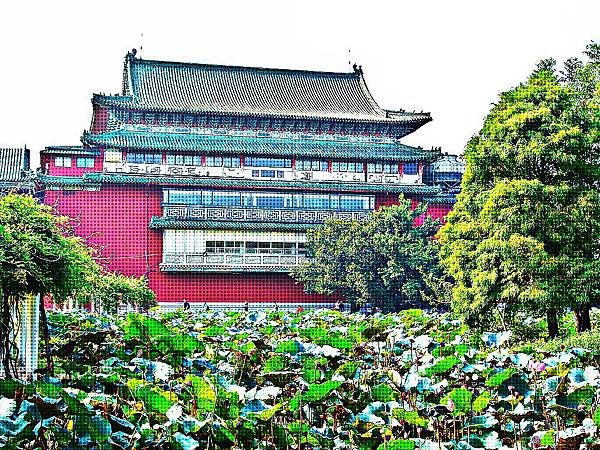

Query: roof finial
[348,48,353,72]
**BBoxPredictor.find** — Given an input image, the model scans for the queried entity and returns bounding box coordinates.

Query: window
[104,150,122,163]
[54,156,72,167]
[332,161,364,172]
[303,194,330,209]
[404,162,418,175]
[206,241,244,254]
[339,195,371,211]
[224,157,241,168]
[245,157,291,168]
[212,192,241,207]
[167,154,200,166]
[384,163,398,174]
[206,156,223,167]
[76,157,95,168]
[163,189,375,211]
[260,170,275,178]
[245,241,303,255]
[167,191,203,205]
[127,153,162,164]
[256,195,285,209]
[367,162,384,173]
[297,159,328,171]
[368,162,399,174]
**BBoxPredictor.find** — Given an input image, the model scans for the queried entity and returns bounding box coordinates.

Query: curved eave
[82,130,439,162]
[149,217,318,232]
[423,194,458,205]
[93,94,432,126]
[82,173,441,195]
[42,147,100,156]
[39,175,99,189]
[0,181,35,191]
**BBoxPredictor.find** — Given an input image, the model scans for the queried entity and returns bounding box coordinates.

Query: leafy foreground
[0,309,599,450]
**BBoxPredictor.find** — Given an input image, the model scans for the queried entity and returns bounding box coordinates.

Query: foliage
[0,194,99,301]
[0,194,100,376]
[439,43,600,336]
[515,329,600,355]
[292,195,444,312]
[74,272,156,313]
[1,308,599,449]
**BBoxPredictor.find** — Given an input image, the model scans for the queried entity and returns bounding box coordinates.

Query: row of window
[120,153,419,174]
[164,189,375,210]
[206,240,306,255]
[57,153,420,175]
[54,157,95,168]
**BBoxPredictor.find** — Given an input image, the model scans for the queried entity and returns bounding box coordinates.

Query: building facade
[41,52,453,307]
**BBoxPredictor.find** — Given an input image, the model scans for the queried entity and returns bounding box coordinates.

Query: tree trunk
[39,296,54,376]
[0,292,15,377]
[547,308,559,338]
[573,303,592,333]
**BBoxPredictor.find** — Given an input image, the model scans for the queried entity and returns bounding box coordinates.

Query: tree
[438,44,600,337]
[0,194,101,376]
[292,195,444,312]
[74,272,156,313]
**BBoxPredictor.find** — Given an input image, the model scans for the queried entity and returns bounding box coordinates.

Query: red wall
[42,154,103,177]
[44,185,163,277]
[91,105,108,134]
[45,186,453,304]
[160,272,336,304]
[44,185,338,304]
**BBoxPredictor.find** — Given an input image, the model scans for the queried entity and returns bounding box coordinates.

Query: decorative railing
[160,253,308,272]
[162,206,370,223]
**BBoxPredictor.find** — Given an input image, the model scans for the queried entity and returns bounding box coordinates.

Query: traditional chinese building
[0,147,34,194]
[40,51,452,307]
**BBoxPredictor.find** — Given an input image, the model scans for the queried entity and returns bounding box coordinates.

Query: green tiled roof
[42,146,100,156]
[149,217,318,231]
[83,130,438,162]
[39,175,97,188]
[103,54,431,127]
[0,181,35,192]
[0,148,29,182]
[81,173,441,195]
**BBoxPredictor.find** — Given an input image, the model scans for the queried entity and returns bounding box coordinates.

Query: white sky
[1,0,599,168]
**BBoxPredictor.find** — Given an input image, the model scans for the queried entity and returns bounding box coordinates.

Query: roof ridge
[130,56,360,79]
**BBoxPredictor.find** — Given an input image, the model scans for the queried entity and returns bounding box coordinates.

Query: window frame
[76,157,95,168]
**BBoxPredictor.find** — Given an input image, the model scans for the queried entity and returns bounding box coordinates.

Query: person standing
[183,299,190,311]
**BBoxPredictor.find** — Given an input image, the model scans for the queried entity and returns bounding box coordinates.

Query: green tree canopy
[0,194,101,375]
[75,272,157,314]
[292,195,443,312]
[439,43,600,336]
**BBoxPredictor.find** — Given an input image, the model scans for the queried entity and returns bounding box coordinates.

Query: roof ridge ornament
[122,49,137,96]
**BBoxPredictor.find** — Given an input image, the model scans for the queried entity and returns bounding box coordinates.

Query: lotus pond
[0,308,599,450]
